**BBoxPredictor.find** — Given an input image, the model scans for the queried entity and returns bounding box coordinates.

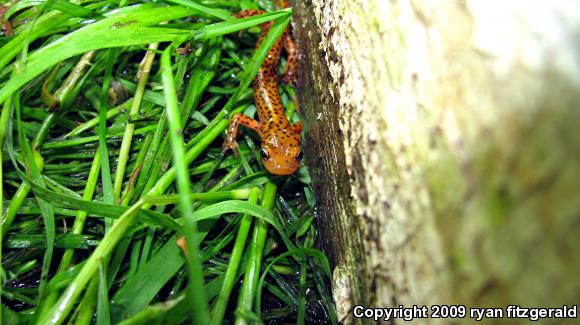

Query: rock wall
[292,0,580,323]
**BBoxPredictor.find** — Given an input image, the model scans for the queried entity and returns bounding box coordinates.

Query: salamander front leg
[222,113,261,157]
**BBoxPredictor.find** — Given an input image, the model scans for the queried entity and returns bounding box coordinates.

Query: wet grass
[0,0,335,324]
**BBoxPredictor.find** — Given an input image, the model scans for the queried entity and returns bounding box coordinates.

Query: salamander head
[260,122,303,175]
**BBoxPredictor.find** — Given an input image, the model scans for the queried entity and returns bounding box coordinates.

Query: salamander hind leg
[234,9,269,38]
[280,30,298,86]
[222,113,261,158]
[0,6,14,37]
[293,121,303,134]
[234,9,266,19]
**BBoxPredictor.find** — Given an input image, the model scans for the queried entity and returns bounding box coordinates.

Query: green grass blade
[113,43,159,201]
[6,0,99,19]
[194,9,291,40]
[235,182,277,325]
[0,6,196,103]
[161,46,210,324]
[110,198,280,319]
[4,234,100,249]
[38,199,145,325]
[98,49,116,208]
[10,171,181,230]
[164,0,233,20]
[74,277,99,325]
[110,235,184,321]
[13,94,56,314]
[255,248,331,317]
[58,149,101,272]
[210,187,260,325]
[178,200,282,232]
[97,263,112,325]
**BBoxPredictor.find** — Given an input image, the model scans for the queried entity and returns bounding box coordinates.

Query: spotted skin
[222,7,302,176]
[0,5,14,37]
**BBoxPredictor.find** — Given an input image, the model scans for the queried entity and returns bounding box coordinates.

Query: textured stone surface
[292,0,580,324]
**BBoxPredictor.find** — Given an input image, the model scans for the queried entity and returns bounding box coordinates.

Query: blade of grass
[98,48,117,238]
[193,9,291,41]
[57,148,101,272]
[31,113,56,148]
[1,102,58,238]
[130,115,168,201]
[137,227,156,271]
[6,0,100,20]
[64,104,124,138]
[0,1,156,74]
[164,0,233,21]
[4,234,99,249]
[235,182,277,325]
[143,189,250,205]
[119,133,154,206]
[10,171,181,229]
[0,5,197,104]
[1,182,31,237]
[181,37,222,125]
[12,170,265,229]
[97,262,111,325]
[0,10,70,70]
[297,260,307,325]
[255,248,331,317]
[38,199,145,325]
[41,51,95,110]
[12,94,56,318]
[113,42,159,202]
[73,275,99,325]
[131,38,221,201]
[160,46,209,324]
[0,95,9,311]
[41,124,157,149]
[115,273,226,325]
[108,197,282,321]
[210,187,260,325]
[110,165,248,319]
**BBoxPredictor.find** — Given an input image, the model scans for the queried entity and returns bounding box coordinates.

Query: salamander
[222,4,302,176]
[0,4,14,37]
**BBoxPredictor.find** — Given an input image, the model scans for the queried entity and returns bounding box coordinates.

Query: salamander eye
[296,150,303,161]
[260,148,270,160]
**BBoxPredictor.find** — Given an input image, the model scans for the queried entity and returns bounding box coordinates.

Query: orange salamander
[0,4,14,37]
[222,5,302,176]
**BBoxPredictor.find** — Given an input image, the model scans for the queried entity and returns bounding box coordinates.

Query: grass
[0,0,336,324]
